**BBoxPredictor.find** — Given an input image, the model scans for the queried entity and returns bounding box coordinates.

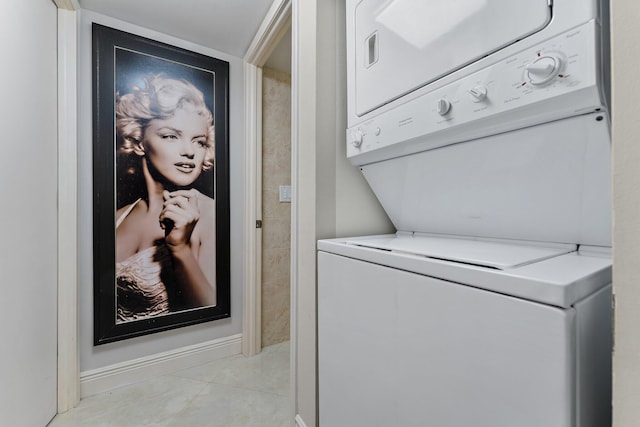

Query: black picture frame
[92,24,230,345]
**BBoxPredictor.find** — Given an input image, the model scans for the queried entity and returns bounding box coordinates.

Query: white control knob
[436,98,451,116]
[349,129,364,148]
[468,85,488,102]
[526,54,563,85]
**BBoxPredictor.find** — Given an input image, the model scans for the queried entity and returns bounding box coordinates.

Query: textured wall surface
[262,67,292,347]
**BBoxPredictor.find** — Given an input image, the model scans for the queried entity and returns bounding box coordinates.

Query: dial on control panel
[468,85,488,102]
[350,129,364,148]
[436,98,451,116]
[525,54,564,85]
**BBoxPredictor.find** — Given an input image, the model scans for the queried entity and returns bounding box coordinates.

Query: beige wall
[261,67,292,347]
[612,0,640,425]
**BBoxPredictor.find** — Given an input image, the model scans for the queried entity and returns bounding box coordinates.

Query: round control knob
[468,85,488,102]
[436,98,451,116]
[525,54,564,85]
[350,129,364,148]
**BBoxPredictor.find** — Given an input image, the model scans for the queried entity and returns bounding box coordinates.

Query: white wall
[0,1,58,425]
[611,0,640,425]
[78,10,245,372]
[315,0,393,241]
[315,0,394,242]
[331,1,394,238]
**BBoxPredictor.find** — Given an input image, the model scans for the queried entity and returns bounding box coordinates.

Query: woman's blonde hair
[116,74,215,170]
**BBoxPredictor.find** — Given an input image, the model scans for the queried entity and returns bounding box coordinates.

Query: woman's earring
[133,142,145,156]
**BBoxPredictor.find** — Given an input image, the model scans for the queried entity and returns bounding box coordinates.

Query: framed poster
[92,24,230,345]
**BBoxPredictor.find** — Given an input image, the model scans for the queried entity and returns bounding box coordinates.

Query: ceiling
[78,0,276,58]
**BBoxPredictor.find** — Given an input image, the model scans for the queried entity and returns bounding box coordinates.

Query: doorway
[261,29,293,348]
[241,1,294,421]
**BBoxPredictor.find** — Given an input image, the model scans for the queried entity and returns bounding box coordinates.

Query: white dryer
[318,0,612,426]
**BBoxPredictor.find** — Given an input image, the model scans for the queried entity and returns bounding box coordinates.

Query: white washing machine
[318,235,611,427]
[318,0,611,426]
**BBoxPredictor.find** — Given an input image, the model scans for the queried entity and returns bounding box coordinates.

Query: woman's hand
[159,189,216,307]
[159,189,200,253]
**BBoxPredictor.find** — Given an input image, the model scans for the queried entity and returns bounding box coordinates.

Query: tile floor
[49,342,291,427]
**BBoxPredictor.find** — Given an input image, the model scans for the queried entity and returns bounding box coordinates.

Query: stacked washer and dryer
[318,0,612,426]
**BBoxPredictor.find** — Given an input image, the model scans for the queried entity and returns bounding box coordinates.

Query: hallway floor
[49,342,290,427]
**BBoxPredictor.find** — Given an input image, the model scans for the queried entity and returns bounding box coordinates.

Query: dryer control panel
[347,21,605,166]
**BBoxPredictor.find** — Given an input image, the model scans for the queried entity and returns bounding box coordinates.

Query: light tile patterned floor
[49,342,290,427]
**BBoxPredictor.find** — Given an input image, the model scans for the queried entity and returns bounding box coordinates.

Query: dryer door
[351,0,551,116]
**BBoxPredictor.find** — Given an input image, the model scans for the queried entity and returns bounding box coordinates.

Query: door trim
[54,0,80,413]
[242,0,292,357]
[242,61,263,356]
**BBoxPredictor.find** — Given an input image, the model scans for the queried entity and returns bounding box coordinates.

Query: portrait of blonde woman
[115,75,216,322]
[92,24,230,343]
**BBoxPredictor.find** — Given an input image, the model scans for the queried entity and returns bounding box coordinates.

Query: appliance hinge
[611,292,616,353]
[256,220,263,229]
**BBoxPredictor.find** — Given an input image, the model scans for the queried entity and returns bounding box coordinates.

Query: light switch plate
[279,185,292,202]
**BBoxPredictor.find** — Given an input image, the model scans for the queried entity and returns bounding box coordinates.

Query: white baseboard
[80,333,242,398]
[295,414,308,427]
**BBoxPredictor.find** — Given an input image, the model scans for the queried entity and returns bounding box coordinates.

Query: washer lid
[318,233,611,308]
[345,232,576,270]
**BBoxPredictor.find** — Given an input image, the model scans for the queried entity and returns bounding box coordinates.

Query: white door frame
[241,0,296,424]
[242,0,292,357]
[54,0,80,413]
[242,59,264,356]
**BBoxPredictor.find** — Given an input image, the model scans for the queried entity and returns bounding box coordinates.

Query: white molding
[290,0,301,424]
[80,334,242,398]
[57,6,80,413]
[295,414,308,427]
[242,0,292,359]
[245,0,292,65]
[291,0,320,424]
[52,0,80,11]
[242,62,263,357]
